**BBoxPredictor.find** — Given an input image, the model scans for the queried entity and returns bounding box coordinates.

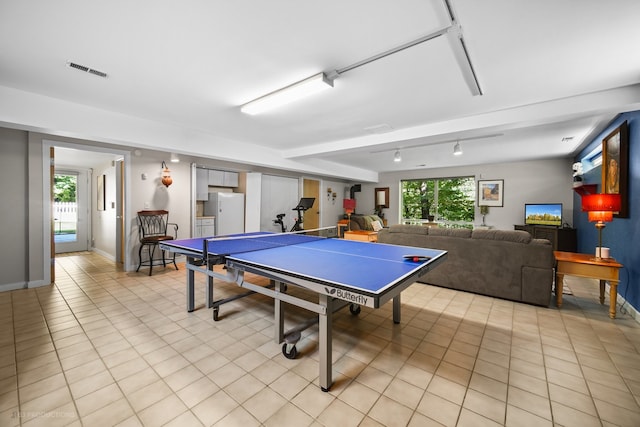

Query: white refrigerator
[204,192,245,236]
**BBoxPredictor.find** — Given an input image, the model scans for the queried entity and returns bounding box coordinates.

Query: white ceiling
[1,0,640,180]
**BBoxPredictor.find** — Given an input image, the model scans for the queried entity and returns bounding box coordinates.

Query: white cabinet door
[200,218,215,236]
[196,169,209,201]
[223,171,238,187]
[195,218,215,237]
[208,170,224,186]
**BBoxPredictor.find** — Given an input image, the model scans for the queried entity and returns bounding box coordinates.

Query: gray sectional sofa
[377,225,555,306]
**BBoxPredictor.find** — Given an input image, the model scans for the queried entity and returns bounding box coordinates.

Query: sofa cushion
[471,229,532,244]
[429,227,472,238]
[387,224,429,235]
[349,214,384,231]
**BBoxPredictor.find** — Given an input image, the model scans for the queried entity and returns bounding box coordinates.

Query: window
[401,177,475,228]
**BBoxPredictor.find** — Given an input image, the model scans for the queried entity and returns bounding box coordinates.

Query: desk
[554,251,623,318]
[344,230,378,242]
[161,232,447,391]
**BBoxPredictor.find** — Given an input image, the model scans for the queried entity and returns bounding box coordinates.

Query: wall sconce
[332,192,337,204]
[161,161,173,188]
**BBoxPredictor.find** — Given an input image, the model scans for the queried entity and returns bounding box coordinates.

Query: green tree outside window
[401,177,475,227]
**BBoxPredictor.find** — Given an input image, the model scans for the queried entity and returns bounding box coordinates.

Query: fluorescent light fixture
[241,72,333,115]
[453,142,463,155]
[394,150,402,162]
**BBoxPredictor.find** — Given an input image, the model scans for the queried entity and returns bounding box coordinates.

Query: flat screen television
[524,203,562,227]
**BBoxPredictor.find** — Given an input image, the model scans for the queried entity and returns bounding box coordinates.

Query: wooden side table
[337,219,349,238]
[554,251,623,318]
[344,230,378,242]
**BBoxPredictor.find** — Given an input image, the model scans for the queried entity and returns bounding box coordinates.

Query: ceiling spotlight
[453,142,463,156]
[170,153,180,163]
[394,150,402,162]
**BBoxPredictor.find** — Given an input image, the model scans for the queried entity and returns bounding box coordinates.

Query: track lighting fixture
[240,2,482,116]
[453,142,463,155]
[393,150,402,162]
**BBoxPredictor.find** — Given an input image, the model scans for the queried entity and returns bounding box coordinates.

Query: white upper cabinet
[196,168,209,200]
[196,169,239,198]
[208,170,224,186]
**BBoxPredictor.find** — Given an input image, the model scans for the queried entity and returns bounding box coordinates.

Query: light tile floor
[1,252,639,426]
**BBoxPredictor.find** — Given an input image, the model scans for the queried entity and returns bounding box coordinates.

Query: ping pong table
[160,231,447,391]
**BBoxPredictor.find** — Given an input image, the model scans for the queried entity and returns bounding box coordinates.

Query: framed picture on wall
[477,179,504,207]
[97,174,106,211]
[602,120,628,218]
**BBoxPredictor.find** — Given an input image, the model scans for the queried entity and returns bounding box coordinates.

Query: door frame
[42,141,132,284]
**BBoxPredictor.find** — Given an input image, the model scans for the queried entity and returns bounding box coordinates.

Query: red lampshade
[581,193,621,213]
[587,211,613,222]
[343,198,356,213]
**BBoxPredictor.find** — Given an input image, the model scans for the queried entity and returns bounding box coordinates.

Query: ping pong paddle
[403,255,431,262]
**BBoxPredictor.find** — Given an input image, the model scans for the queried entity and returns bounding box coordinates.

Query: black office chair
[136,210,179,275]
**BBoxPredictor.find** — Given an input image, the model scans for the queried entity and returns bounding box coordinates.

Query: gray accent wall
[0,128,29,291]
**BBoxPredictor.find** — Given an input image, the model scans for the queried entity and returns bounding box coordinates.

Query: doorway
[43,141,131,286]
[302,179,320,230]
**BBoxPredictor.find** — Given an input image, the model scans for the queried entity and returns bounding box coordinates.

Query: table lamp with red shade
[343,199,356,231]
[581,193,621,260]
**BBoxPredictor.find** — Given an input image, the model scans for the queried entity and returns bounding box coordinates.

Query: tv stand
[514,225,577,252]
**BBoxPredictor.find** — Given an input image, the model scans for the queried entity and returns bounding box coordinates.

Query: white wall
[128,154,193,268]
[357,158,575,230]
[320,179,352,228]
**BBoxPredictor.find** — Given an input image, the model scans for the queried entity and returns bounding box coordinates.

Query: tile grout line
[44,256,140,426]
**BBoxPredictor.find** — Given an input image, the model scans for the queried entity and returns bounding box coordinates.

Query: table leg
[609,281,618,319]
[319,294,333,392]
[187,257,195,312]
[393,294,401,324]
[207,262,214,308]
[556,272,564,308]
[274,281,285,344]
[599,280,606,305]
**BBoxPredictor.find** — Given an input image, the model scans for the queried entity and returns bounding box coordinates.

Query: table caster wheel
[349,304,361,315]
[282,343,298,359]
[213,308,219,321]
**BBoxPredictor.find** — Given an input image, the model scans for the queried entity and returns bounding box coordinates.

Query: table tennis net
[202,231,327,257]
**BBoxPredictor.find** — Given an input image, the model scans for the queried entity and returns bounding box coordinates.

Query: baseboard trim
[0,282,26,292]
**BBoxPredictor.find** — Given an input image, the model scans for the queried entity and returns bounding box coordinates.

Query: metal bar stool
[136,210,178,275]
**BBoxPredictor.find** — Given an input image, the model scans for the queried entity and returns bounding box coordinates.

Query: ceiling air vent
[66,61,108,78]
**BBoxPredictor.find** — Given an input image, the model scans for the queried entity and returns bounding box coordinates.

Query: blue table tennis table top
[161,232,447,297]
